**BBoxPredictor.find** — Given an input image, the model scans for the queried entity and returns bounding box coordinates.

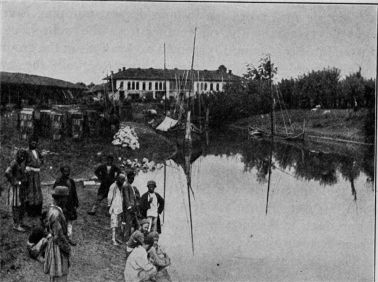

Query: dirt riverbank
[0,114,176,281]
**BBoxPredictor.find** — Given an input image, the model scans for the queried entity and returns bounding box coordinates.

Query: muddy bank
[0,115,176,281]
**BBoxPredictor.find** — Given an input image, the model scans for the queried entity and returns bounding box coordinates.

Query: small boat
[248,126,305,142]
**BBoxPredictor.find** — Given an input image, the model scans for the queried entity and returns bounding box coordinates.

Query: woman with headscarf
[44,186,71,282]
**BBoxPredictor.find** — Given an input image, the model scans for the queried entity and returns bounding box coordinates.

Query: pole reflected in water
[266,139,273,215]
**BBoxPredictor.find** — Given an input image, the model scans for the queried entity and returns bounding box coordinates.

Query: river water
[132,132,375,282]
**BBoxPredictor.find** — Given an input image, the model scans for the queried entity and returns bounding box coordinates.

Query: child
[53,165,79,243]
[108,174,126,245]
[140,180,165,233]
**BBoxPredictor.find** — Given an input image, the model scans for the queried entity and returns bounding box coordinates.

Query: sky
[1,1,376,84]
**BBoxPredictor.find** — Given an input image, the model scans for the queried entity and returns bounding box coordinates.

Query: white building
[105,65,240,100]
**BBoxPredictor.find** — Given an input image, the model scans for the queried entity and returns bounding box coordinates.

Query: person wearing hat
[125,218,151,259]
[107,173,126,246]
[53,165,79,241]
[44,186,71,282]
[122,170,141,240]
[5,149,28,232]
[146,231,172,282]
[88,155,120,216]
[124,231,156,282]
[25,137,44,217]
[140,180,165,234]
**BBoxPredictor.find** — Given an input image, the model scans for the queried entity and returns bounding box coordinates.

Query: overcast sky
[1,2,376,84]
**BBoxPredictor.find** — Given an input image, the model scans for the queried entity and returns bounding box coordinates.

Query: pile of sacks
[112,126,140,150]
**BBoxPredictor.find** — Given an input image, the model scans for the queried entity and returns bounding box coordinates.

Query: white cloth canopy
[156,116,178,132]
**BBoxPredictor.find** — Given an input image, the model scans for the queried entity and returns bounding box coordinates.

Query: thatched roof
[0,71,86,89]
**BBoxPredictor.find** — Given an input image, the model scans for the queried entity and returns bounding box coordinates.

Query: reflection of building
[105,65,240,100]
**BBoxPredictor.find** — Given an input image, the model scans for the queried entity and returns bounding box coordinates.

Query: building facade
[105,65,240,100]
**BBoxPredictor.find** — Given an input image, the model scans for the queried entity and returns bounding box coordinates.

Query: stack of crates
[85,110,99,137]
[40,109,52,137]
[71,110,84,140]
[20,108,34,140]
[50,111,63,141]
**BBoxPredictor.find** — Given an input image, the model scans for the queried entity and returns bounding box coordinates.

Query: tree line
[207,57,375,128]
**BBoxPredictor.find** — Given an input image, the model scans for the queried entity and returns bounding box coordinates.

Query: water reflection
[140,130,375,281]
[206,131,374,187]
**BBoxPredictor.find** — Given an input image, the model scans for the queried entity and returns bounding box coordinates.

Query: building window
[149,82,152,90]
[119,82,124,89]
[204,83,207,91]
[159,82,162,90]
[136,82,139,90]
[142,82,146,90]
[127,82,131,90]
[132,81,135,90]
[201,83,203,90]
[155,82,158,90]
[216,83,219,91]
[210,83,213,91]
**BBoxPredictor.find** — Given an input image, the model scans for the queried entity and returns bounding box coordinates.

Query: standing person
[107,174,126,246]
[5,149,28,232]
[53,165,79,242]
[44,186,71,282]
[124,233,156,282]
[88,155,120,215]
[140,181,164,234]
[123,171,141,240]
[25,138,44,217]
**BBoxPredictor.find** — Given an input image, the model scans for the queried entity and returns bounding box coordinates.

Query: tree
[340,68,364,111]
[244,55,277,81]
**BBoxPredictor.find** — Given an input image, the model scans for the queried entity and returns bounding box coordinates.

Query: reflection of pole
[188,181,194,255]
[266,139,273,215]
[163,162,167,223]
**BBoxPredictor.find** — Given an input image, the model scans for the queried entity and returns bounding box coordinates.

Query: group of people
[5,139,170,282]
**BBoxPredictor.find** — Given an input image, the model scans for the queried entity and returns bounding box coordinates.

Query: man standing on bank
[123,171,141,240]
[88,155,120,216]
[25,137,44,217]
[140,180,164,234]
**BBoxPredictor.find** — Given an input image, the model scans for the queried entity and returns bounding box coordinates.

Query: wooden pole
[269,56,274,137]
[163,162,167,223]
[164,43,167,116]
